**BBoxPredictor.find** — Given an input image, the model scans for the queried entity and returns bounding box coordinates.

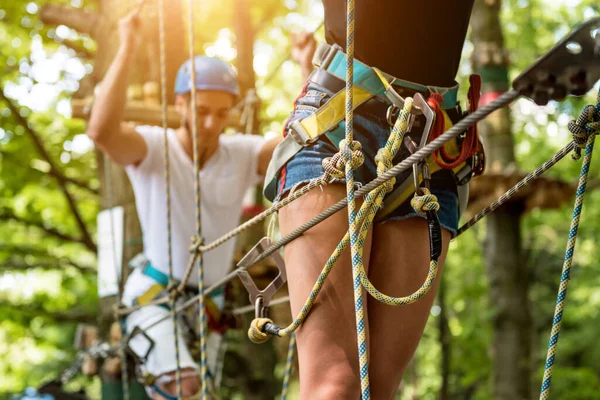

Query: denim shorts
[270,82,460,235]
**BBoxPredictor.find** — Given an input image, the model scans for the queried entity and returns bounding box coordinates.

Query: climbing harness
[263,42,485,219]
[96,8,600,400]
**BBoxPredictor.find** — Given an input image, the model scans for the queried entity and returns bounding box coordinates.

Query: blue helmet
[174,56,239,96]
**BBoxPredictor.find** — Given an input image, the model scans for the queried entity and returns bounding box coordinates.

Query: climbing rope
[186,0,209,397]
[117,91,518,319]
[341,0,372,393]
[280,333,296,400]
[456,141,575,236]
[95,86,593,400]
[539,91,600,400]
[244,99,414,344]
[104,14,599,397]
[245,91,519,268]
[156,0,184,397]
[103,154,130,400]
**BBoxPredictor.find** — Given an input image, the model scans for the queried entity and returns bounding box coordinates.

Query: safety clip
[400,93,436,195]
[125,325,155,365]
[236,237,287,319]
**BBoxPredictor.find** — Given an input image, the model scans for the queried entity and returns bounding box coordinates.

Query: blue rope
[280,333,296,400]
[539,91,600,399]
[343,0,370,398]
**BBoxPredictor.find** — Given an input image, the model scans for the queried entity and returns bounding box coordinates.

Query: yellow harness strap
[136,284,165,307]
[289,86,375,144]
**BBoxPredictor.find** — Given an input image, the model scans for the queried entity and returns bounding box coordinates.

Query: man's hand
[291,31,317,81]
[87,7,147,167]
[118,9,142,52]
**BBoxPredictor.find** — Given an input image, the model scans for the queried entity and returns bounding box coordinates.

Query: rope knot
[568,103,600,160]
[374,148,396,192]
[166,281,180,301]
[248,318,273,344]
[189,236,204,253]
[322,139,364,180]
[410,188,440,215]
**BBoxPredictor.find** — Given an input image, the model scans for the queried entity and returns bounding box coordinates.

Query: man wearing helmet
[87,10,316,400]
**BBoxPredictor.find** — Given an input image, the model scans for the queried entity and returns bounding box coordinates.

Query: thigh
[367,217,451,399]
[278,183,373,397]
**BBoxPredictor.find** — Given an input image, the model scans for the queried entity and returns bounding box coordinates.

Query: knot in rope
[322,139,364,179]
[410,188,440,215]
[568,103,600,160]
[248,318,273,344]
[167,282,180,302]
[374,147,396,192]
[189,236,204,253]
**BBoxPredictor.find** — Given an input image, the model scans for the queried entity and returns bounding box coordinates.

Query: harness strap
[263,43,471,216]
[131,255,227,331]
[313,43,460,108]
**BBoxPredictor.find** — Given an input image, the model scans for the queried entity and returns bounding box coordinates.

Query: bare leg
[279,184,373,400]
[153,368,200,400]
[367,217,451,400]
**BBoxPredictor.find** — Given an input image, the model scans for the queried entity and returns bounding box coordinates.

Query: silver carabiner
[237,237,287,314]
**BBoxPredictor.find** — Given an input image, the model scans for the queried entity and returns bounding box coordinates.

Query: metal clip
[125,326,155,365]
[237,237,287,319]
[405,137,429,195]
[400,92,437,195]
[318,43,343,71]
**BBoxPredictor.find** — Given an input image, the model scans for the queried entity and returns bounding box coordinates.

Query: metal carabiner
[237,237,287,317]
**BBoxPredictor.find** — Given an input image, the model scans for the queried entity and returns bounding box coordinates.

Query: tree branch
[0,86,97,253]
[0,208,90,248]
[0,303,96,324]
[0,149,99,195]
[0,259,95,274]
[48,169,100,195]
[39,4,101,40]
[0,244,50,257]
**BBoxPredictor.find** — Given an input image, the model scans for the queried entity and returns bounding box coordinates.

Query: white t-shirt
[122,125,264,306]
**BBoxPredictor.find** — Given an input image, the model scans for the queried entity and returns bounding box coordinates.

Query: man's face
[176,90,234,142]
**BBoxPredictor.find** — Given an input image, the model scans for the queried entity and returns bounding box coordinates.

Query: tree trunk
[470,1,532,399]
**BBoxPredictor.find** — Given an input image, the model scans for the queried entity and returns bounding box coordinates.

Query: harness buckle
[289,120,319,147]
[236,237,287,318]
[314,43,343,71]
[125,325,155,365]
[128,253,149,270]
[455,163,474,186]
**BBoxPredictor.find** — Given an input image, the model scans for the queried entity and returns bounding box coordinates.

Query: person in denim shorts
[265,1,477,398]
